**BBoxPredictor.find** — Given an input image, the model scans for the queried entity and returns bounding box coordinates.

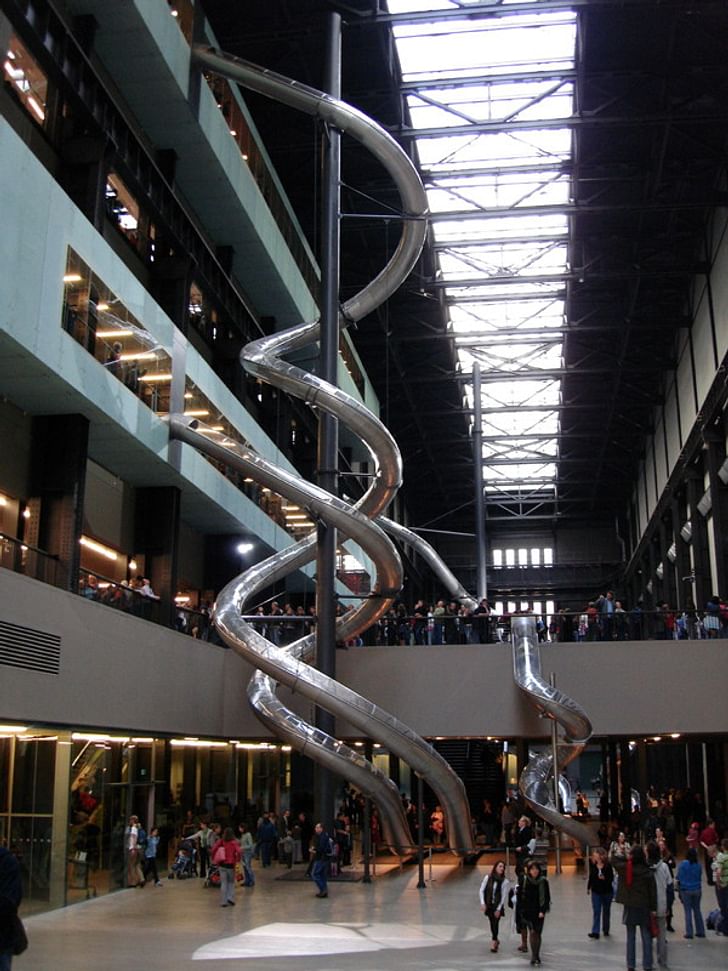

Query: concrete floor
[17,858,726,970]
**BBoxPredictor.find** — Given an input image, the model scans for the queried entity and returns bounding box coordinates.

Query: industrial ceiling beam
[364,0,725,26]
[430,267,700,289]
[429,200,723,221]
[395,113,728,139]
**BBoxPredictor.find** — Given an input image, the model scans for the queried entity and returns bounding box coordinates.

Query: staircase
[432,740,505,818]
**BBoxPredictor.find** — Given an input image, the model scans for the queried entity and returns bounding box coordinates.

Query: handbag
[649,913,659,939]
[12,913,28,956]
[212,843,227,865]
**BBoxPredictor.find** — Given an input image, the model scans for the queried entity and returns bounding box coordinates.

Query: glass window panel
[492,548,503,567]
[0,737,8,813]
[518,548,528,566]
[531,547,541,565]
[12,737,55,814]
[543,548,554,566]
[505,549,515,567]
[3,32,48,127]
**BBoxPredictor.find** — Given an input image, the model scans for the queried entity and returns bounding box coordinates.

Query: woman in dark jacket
[521,860,551,967]
[611,844,657,971]
[587,846,615,939]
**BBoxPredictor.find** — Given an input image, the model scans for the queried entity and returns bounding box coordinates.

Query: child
[143,827,163,887]
[522,860,551,966]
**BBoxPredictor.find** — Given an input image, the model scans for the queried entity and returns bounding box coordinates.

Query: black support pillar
[28,414,90,592]
[313,11,342,832]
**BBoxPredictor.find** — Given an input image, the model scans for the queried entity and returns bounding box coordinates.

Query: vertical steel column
[550,673,561,874]
[314,11,342,830]
[416,773,426,888]
[473,363,487,600]
[363,739,373,884]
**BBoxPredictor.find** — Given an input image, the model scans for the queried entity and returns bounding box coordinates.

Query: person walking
[611,843,657,971]
[479,859,511,952]
[646,841,672,968]
[587,846,614,939]
[521,860,550,966]
[711,837,728,931]
[514,815,535,876]
[0,846,22,970]
[211,827,241,908]
[187,820,216,879]
[676,847,706,939]
[125,814,145,887]
[238,823,255,887]
[311,822,331,898]
[142,827,163,887]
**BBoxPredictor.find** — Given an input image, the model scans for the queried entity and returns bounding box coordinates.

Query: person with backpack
[311,822,332,898]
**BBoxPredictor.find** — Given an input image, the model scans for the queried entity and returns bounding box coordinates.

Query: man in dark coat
[0,846,22,970]
[514,815,534,876]
[311,822,331,898]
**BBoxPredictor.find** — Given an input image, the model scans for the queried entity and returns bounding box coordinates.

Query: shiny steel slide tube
[379,517,478,612]
[178,49,474,853]
[169,415,468,853]
[511,616,593,843]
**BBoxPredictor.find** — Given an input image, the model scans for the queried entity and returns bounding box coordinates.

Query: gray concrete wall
[0,569,723,740]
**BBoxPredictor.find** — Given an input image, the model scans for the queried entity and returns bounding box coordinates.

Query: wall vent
[0,621,61,674]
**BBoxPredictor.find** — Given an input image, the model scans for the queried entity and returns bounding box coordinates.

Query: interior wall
[0,398,32,500]
[629,206,728,543]
[2,567,726,741]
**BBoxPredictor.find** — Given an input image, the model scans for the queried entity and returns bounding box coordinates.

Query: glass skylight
[389,0,577,501]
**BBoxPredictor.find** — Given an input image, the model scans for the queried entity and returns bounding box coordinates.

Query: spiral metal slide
[511,616,593,844]
[168,45,474,856]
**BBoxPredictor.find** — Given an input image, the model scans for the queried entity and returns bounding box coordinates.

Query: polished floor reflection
[18,858,726,970]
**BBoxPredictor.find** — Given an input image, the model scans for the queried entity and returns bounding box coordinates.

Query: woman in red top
[211,827,241,907]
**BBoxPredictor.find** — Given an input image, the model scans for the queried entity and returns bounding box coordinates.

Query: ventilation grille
[0,621,61,674]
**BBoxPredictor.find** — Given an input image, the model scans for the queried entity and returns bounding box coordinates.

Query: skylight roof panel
[390,1,575,494]
[483,462,558,483]
[415,129,571,166]
[450,300,564,330]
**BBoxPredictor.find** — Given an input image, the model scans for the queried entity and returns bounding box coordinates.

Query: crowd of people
[479,800,728,971]
[73,568,728,650]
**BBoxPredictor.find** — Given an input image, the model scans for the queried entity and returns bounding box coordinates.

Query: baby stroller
[168,838,197,879]
[204,863,221,889]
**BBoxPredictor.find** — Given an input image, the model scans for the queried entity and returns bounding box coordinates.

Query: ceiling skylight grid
[389,0,576,496]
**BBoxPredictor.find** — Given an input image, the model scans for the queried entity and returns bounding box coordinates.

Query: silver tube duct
[511,616,593,844]
[166,43,474,856]
[380,517,477,612]
[191,45,429,325]
[167,415,472,854]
